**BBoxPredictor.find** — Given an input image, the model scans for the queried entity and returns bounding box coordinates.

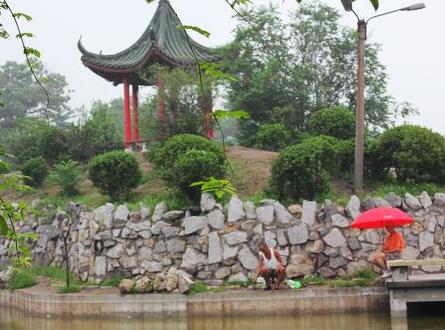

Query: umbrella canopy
[351,208,414,229]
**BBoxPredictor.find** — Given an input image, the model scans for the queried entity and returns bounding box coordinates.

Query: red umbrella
[351,207,414,229]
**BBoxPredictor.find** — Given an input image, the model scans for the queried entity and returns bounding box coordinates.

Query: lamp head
[341,0,352,12]
[401,3,426,11]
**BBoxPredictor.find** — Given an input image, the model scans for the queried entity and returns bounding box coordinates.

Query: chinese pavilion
[78,0,220,149]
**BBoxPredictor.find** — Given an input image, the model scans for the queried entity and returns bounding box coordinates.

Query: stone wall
[2,191,445,283]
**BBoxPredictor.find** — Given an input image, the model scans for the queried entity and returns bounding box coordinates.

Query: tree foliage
[307,106,355,139]
[222,3,399,143]
[0,60,73,128]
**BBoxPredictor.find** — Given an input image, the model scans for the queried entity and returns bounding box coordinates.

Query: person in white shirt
[254,242,286,290]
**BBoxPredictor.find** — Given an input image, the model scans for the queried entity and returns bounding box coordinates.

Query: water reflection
[0,308,391,330]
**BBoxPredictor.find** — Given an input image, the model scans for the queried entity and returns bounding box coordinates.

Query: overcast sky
[1,0,443,133]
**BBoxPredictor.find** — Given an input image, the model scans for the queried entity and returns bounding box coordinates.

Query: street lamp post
[341,1,426,193]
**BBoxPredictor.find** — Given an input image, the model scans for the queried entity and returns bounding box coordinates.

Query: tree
[0,60,73,129]
[222,3,398,142]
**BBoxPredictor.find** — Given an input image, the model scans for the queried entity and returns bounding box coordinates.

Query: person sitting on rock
[254,242,286,290]
[370,223,405,278]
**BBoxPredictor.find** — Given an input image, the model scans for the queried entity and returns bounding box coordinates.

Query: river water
[1,307,445,330]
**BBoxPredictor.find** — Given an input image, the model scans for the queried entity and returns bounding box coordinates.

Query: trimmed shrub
[153,134,224,167]
[269,142,330,201]
[49,160,83,196]
[170,150,226,202]
[300,135,340,174]
[253,123,295,151]
[307,106,355,139]
[21,157,48,187]
[367,125,445,183]
[153,134,226,202]
[88,151,142,201]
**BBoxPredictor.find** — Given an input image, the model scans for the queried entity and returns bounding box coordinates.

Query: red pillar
[157,78,167,139]
[202,90,214,140]
[123,77,132,148]
[132,84,139,141]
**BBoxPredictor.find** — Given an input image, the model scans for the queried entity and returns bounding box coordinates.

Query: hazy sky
[1,0,443,133]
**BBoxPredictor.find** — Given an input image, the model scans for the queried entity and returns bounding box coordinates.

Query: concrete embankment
[0,287,388,318]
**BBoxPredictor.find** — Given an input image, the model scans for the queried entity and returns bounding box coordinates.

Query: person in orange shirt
[370,223,405,278]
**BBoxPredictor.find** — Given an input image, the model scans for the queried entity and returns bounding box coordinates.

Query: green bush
[153,134,226,202]
[170,150,226,202]
[269,142,330,201]
[8,270,37,290]
[367,125,445,183]
[21,157,48,187]
[49,160,83,195]
[153,134,224,167]
[300,135,341,174]
[307,106,355,139]
[88,151,142,201]
[253,123,295,151]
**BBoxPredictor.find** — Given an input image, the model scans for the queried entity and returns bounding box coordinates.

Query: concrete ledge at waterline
[0,287,389,318]
[187,287,389,316]
[0,290,187,318]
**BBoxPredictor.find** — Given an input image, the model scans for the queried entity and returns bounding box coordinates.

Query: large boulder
[183,216,208,235]
[322,228,346,248]
[288,224,309,245]
[237,245,257,271]
[135,276,153,293]
[228,196,245,223]
[301,201,317,227]
[118,279,136,294]
[208,231,223,264]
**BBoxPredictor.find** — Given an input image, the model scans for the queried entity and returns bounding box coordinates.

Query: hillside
[9,146,278,209]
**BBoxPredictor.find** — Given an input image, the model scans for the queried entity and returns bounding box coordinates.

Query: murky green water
[0,307,444,330]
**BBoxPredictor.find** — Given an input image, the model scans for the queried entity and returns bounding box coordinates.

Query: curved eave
[80,43,221,85]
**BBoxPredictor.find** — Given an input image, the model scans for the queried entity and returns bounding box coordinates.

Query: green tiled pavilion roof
[78,0,220,85]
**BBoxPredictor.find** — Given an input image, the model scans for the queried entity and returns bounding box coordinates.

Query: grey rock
[153,202,167,222]
[288,204,303,218]
[238,245,257,270]
[301,201,317,227]
[253,223,263,235]
[340,246,353,261]
[346,195,361,220]
[434,193,445,206]
[347,237,362,251]
[177,270,194,293]
[244,201,256,219]
[93,203,114,228]
[162,225,179,238]
[228,196,245,223]
[139,203,151,220]
[141,260,163,273]
[420,191,433,209]
[208,231,223,264]
[165,238,185,253]
[286,262,314,278]
[183,216,208,235]
[256,205,274,225]
[181,247,207,271]
[119,256,138,269]
[274,201,292,224]
[215,267,231,279]
[162,211,184,222]
[121,227,137,239]
[422,263,442,273]
[288,224,309,245]
[323,228,346,248]
[94,256,107,277]
[324,247,339,257]
[332,214,350,228]
[427,218,437,233]
[151,221,168,235]
[346,260,369,275]
[385,192,402,208]
[362,197,376,211]
[276,229,288,246]
[228,272,247,283]
[154,240,166,253]
[118,279,135,294]
[402,246,420,260]
[374,197,391,208]
[138,246,153,260]
[323,200,340,222]
[318,226,331,237]
[201,193,217,212]
[318,266,336,278]
[260,199,275,206]
[95,230,113,241]
[224,231,247,245]
[241,220,257,231]
[405,193,422,210]
[103,240,116,248]
[106,243,124,259]
[364,230,381,245]
[208,209,225,230]
[305,240,324,254]
[223,244,239,264]
[114,205,130,224]
[419,231,434,251]
[329,256,348,269]
[138,230,152,239]
[112,229,121,237]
